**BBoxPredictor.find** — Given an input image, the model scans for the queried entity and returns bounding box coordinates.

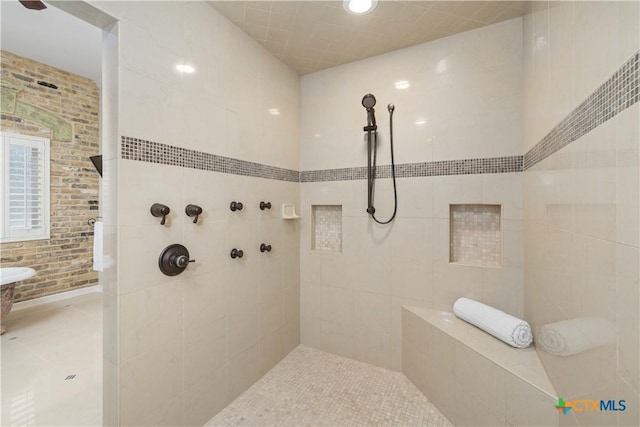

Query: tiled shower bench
[402,306,560,426]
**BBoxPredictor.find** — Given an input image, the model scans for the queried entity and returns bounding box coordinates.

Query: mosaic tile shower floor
[207,345,452,427]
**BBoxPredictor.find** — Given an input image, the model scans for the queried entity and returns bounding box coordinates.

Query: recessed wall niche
[450,204,502,267]
[312,205,342,252]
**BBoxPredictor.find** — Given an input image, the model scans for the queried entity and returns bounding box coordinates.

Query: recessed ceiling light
[269,108,280,116]
[415,119,427,125]
[394,80,410,90]
[343,0,378,15]
[176,64,195,73]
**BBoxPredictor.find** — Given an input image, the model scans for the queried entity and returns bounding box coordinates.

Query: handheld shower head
[362,93,376,110]
[387,104,395,113]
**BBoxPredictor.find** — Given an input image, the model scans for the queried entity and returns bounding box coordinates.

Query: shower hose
[367,108,398,224]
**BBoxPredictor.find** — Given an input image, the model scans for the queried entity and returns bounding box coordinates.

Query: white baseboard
[12,284,103,312]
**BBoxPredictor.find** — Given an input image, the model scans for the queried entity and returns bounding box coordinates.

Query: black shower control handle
[230,248,244,259]
[230,201,244,211]
[260,201,272,210]
[151,203,170,225]
[185,204,203,223]
[260,243,272,253]
[174,254,195,268]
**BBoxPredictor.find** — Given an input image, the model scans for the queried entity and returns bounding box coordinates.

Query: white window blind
[1,132,50,242]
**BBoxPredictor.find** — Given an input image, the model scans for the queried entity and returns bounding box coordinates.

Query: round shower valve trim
[159,244,195,276]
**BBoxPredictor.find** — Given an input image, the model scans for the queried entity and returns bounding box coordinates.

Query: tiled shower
[524,3,640,426]
[1,1,638,426]
[299,17,527,370]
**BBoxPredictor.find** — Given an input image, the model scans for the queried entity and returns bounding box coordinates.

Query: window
[1,132,50,242]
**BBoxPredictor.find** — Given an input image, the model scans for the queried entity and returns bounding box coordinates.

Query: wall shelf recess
[282,204,301,219]
[450,204,502,267]
[312,205,342,252]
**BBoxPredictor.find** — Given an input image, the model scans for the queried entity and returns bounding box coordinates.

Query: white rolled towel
[537,317,615,357]
[453,297,532,348]
[93,221,104,272]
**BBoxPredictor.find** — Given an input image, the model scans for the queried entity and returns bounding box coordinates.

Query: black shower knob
[151,203,170,225]
[260,243,272,253]
[230,248,244,259]
[185,204,203,223]
[260,201,272,210]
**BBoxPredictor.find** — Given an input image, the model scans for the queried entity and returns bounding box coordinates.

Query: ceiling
[0,1,531,82]
[208,1,532,75]
[0,0,102,84]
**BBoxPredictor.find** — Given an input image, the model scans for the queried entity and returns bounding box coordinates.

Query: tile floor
[207,345,452,427]
[2,292,451,427]
[1,291,102,426]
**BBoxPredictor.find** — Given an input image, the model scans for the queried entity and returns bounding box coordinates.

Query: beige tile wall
[523,2,640,426]
[116,165,300,426]
[300,18,525,371]
[301,18,523,170]
[89,2,300,425]
[100,19,119,426]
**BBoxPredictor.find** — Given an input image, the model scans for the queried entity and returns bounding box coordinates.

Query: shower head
[362,93,376,110]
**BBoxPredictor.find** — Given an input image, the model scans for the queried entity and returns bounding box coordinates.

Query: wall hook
[150,203,170,225]
[260,243,272,253]
[260,201,272,210]
[87,217,102,226]
[185,204,203,223]
[230,201,243,212]
[230,248,244,259]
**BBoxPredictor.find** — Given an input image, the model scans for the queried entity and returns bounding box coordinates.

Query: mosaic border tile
[300,156,523,182]
[121,137,300,182]
[524,51,640,169]
[121,137,523,182]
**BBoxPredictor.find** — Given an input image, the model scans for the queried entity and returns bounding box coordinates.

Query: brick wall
[1,50,99,302]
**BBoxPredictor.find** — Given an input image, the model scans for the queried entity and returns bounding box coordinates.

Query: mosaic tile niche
[312,205,342,252]
[449,204,502,267]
